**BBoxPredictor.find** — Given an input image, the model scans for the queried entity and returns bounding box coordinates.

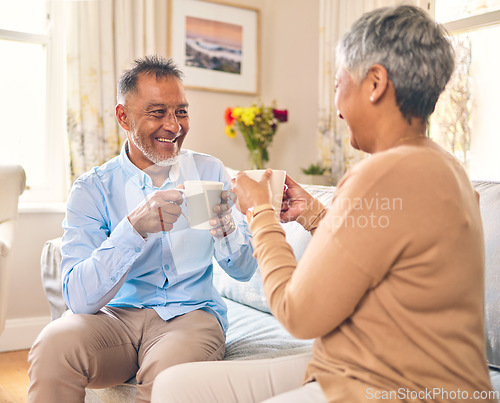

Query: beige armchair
[0,165,26,335]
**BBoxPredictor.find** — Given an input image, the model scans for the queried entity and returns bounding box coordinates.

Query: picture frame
[168,0,260,95]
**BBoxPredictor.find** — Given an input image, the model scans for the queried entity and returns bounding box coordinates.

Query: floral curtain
[317,0,433,184]
[66,0,165,181]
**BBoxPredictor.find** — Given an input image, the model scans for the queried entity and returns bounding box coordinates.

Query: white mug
[180,180,224,230]
[243,169,286,212]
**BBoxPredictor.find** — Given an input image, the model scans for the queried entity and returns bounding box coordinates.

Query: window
[431,0,500,181]
[0,0,67,204]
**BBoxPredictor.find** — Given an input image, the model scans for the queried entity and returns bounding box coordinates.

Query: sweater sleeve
[250,153,425,339]
[295,197,328,235]
[250,208,374,339]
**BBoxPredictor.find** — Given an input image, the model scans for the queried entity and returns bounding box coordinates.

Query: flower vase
[249,148,265,169]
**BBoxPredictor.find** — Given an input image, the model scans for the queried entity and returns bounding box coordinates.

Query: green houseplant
[300,163,332,186]
[301,163,327,176]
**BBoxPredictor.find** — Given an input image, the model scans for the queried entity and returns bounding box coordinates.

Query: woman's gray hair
[337,5,455,122]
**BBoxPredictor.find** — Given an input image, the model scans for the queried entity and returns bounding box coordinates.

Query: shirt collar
[119,141,181,189]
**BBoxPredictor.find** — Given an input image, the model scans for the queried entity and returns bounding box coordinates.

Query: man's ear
[367,64,389,104]
[116,104,130,131]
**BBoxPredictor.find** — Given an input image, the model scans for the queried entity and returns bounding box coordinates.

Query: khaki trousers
[151,351,327,403]
[28,307,225,403]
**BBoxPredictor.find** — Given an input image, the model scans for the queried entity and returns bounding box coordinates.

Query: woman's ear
[367,64,389,103]
[115,104,130,131]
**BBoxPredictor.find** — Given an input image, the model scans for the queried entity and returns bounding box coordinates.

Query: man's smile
[156,137,177,143]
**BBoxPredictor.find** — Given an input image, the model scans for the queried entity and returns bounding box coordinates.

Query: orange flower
[224,107,236,126]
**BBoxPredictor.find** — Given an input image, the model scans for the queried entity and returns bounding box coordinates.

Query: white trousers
[151,351,327,403]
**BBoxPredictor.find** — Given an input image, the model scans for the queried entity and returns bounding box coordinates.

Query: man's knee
[168,310,226,361]
[136,311,225,388]
[31,317,81,357]
[28,315,97,401]
[29,314,96,379]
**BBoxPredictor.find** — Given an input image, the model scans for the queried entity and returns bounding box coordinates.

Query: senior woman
[151,5,495,402]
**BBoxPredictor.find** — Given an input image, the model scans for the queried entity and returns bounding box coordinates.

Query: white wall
[178,0,320,178]
[0,0,320,351]
[0,209,64,351]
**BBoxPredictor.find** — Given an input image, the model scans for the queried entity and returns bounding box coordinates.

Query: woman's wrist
[296,199,327,232]
[246,203,275,223]
[251,196,273,209]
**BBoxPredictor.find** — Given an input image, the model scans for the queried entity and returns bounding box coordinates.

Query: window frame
[442,9,500,33]
[434,4,500,181]
[0,1,68,206]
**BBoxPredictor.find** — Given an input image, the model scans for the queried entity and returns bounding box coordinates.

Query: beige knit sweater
[250,140,495,402]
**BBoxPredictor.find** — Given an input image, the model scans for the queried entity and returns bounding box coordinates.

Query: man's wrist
[127,216,148,239]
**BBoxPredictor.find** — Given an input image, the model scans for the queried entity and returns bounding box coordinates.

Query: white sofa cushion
[213,184,335,314]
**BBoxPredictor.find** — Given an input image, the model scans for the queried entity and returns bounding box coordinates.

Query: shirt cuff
[84,218,146,305]
[110,216,147,251]
[214,226,245,257]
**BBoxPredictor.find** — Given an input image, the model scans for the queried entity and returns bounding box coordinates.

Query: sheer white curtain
[66,0,166,180]
[317,0,433,184]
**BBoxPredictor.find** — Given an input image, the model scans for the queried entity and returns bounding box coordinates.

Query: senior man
[28,55,257,403]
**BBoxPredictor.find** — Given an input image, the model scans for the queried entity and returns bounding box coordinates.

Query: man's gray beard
[152,154,179,167]
[131,131,180,167]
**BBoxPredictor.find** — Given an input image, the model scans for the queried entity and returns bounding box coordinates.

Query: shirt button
[163,264,169,270]
[134,247,141,253]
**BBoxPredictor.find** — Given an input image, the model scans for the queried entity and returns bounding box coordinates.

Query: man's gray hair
[117,55,184,103]
[337,5,455,122]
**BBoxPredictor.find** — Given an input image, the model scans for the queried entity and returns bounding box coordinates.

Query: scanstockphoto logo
[324,194,403,230]
[366,387,500,401]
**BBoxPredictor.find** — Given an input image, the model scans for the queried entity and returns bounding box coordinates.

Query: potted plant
[300,163,332,186]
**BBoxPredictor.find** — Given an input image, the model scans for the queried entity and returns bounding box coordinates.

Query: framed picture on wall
[169,0,260,95]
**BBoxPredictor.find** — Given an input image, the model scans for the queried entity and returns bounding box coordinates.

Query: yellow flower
[225,125,236,138]
[231,107,244,119]
[223,101,287,169]
[241,108,256,126]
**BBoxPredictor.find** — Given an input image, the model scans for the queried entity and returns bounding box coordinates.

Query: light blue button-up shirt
[61,144,257,334]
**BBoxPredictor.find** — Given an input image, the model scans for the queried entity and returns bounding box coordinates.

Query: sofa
[40,181,500,402]
[0,164,26,335]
